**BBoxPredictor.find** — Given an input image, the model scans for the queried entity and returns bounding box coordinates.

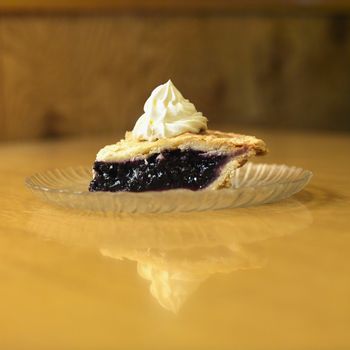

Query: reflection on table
[23,199,312,312]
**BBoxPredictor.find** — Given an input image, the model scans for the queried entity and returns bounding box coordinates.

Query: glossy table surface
[0,128,349,350]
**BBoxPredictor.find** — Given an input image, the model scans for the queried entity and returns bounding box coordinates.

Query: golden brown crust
[93,129,267,190]
[96,129,267,162]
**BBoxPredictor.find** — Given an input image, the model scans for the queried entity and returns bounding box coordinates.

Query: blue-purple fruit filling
[89,149,231,192]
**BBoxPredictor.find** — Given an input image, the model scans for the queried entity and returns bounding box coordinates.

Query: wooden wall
[0,12,349,141]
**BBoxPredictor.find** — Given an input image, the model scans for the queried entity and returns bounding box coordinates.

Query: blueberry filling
[89,149,232,192]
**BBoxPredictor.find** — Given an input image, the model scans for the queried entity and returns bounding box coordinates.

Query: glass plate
[25,163,312,213]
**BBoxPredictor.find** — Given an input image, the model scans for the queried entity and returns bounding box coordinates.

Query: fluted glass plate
[25,163,312,213]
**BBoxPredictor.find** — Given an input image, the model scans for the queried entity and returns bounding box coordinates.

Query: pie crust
[90,130,267,191]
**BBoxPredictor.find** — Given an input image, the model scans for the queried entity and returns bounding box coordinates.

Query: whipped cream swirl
[132,80,208,141]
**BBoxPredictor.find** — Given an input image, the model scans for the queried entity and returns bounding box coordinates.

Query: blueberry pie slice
[89,130,266,192]
[89,80,267,193]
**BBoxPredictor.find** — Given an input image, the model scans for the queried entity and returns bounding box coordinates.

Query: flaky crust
[96,130,267,162]
[94,129,267,190]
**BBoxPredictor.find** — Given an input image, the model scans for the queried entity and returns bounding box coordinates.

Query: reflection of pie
[89,130,267,192]
[101,244,261,314]
[25,198,311,313]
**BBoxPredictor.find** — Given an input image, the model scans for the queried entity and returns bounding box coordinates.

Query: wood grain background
[0,13,349,141]
[1,0,350,13]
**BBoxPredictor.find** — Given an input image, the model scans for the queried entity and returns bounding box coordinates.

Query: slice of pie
[89,80,267,193]
[89,130,266,192]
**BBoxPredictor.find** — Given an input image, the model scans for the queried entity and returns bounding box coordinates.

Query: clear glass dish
[25,163,312,213]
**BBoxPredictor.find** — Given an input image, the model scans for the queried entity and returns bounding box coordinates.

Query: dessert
[89,80,266,192]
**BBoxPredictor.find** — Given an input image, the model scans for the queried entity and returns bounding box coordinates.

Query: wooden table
[0,128,349,350]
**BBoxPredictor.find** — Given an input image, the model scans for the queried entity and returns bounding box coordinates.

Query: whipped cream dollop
[132,80,208,141]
